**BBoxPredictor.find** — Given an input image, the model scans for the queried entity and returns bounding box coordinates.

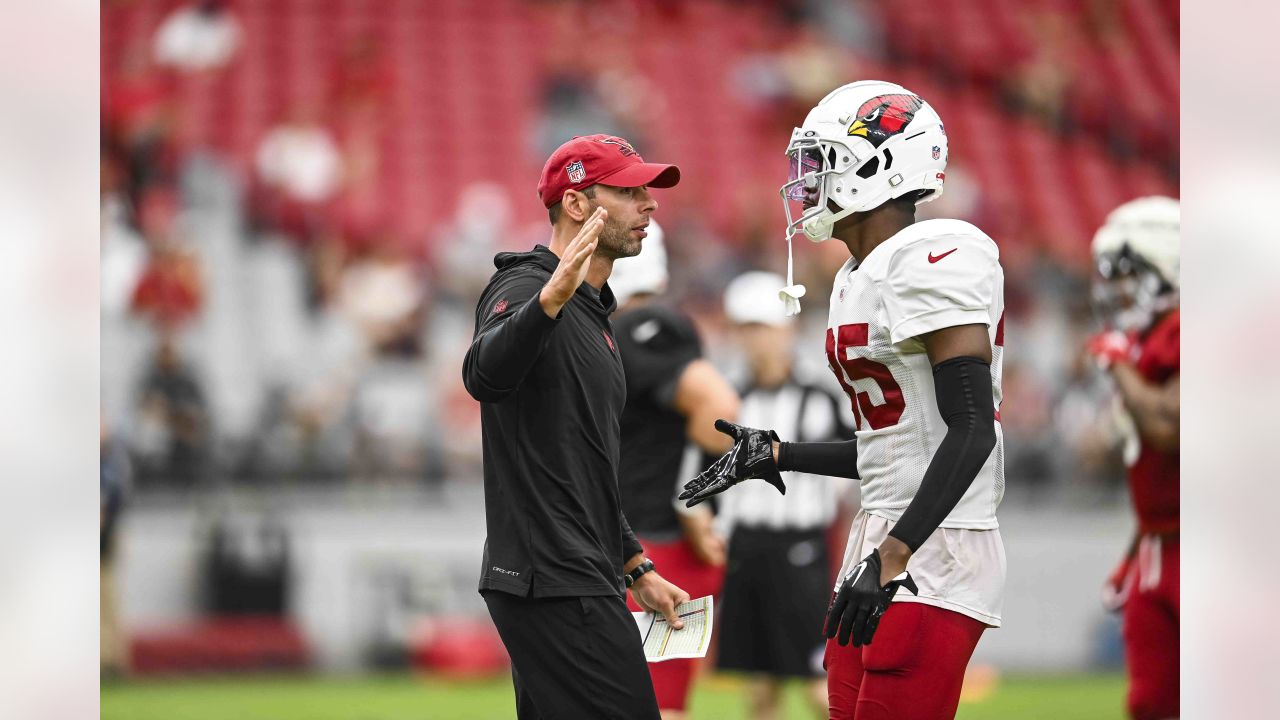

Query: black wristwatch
[624,559,656,588]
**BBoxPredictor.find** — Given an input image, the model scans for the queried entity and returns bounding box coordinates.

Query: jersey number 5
[825,324,905,431]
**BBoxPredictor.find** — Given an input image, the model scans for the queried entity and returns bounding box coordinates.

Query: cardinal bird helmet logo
[847,94,924,148]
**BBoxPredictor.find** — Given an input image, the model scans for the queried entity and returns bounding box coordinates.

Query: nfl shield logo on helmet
[932,145,941,160]
[566,160,586,184]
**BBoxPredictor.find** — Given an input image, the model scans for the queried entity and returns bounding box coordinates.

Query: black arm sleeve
[462,273,560,403]
[776,439,860,479]
[887,356,997,553]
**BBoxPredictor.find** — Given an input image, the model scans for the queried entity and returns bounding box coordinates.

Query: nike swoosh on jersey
[928,248,958,263]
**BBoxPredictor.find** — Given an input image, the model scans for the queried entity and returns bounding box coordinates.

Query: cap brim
[598,163,681,189]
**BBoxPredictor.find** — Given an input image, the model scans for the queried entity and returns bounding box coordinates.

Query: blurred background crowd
[101,0,1177,686]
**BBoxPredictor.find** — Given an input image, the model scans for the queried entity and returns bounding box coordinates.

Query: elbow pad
[888,356,997,552]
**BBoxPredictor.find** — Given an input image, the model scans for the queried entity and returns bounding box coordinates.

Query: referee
[463,135,689,719]
[713,272,856,720]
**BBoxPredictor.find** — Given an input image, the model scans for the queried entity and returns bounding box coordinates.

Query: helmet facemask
[780,133,878,245]
[1092,247,1177,333]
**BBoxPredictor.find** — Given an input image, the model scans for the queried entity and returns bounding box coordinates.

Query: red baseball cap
[537,134,680,208]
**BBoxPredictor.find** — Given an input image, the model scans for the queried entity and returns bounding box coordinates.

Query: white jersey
[827,218,1006,625]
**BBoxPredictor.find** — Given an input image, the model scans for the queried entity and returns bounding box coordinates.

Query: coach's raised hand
[539,206,607,318]
[679,420,786,507]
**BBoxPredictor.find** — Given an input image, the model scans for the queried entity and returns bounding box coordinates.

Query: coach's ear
[562,187,594,223]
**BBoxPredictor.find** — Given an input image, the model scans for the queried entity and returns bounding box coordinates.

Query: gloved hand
[825,548,919,647]
[1086,330,1136,370]
[678,420,785,508]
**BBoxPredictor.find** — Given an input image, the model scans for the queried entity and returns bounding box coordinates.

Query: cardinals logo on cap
[847,94,924,147]
[566,160,586,184]
[596,136,638,157]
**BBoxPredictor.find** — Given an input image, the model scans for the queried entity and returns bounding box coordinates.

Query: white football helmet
[609,220,668,306]
[776,80,948,314]
[1091,196,1180,332]
[781,80,948,243]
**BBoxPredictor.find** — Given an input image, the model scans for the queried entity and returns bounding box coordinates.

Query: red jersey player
[1088,196,1180,720]
[682,80,1005,720]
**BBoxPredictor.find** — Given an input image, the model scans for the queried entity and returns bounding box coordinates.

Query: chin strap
[780,233,807,316]
[779,204,860,316]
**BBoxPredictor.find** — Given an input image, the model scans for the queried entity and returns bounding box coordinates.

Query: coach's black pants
[483,591,661,720]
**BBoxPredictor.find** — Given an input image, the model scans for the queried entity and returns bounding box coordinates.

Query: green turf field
[102,671,1126,719]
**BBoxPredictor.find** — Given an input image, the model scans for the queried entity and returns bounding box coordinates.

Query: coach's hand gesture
[631,572,691,630]
[540,206,607,318]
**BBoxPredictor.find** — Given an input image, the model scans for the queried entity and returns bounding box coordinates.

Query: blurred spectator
[1003,9,1074,132]
[101,419,132,677]
[104,42,177,203]
[130,185,204,329]
[732,26,860,139]
[535,72,625,157]
[1054,348,1127,493]
[101,154,147,319]
[153,0,242,73]
[433,182,516,308]
[253,102,344,240]
[337,240,427,356]
[133,335,210,487]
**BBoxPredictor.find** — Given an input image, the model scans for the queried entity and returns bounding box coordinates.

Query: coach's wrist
[623,553,647,573]
[624,559,656,588]
[538,286,566,319]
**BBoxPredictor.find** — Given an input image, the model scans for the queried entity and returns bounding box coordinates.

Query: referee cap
[725,271,794,327]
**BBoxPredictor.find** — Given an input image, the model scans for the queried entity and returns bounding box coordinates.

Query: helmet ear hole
[855,157,880,179]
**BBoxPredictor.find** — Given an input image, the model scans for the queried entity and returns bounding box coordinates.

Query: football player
[1089,197,1180,720]
[681,80,1006,720]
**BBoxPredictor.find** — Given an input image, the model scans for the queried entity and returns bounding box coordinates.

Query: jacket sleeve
[462,271,561,403]
[620,511,644,565]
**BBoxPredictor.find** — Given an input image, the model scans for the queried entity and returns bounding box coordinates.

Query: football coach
[463,135,690,719]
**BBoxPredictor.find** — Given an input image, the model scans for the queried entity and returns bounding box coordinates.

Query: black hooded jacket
[463,245,644,599]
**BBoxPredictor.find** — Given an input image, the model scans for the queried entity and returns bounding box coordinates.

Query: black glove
[678,420,785,508]
[825,548,919,647]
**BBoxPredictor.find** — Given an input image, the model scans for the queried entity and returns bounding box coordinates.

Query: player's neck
[836,202,916,264]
